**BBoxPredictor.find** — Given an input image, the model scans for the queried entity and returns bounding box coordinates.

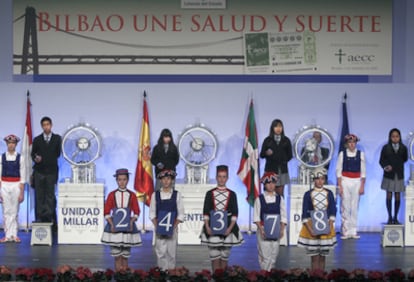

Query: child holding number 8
[149,169,184,271]
[253,171,287,271]
[101,168,142,271]
[200,165,244,272]
[297,167,337,271]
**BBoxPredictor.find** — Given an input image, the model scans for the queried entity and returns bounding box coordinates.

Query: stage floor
[0,231,413,273]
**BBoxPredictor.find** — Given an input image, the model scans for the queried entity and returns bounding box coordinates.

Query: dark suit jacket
[379,143,408,180]
[31,133,62,177]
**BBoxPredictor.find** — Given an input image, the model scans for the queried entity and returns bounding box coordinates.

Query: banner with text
[13,0,392,75]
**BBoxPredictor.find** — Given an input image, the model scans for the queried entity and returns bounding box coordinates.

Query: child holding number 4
[200,165,244,272]
[101,168,142,271]
[254,171,287,271]
[149,169,184,271]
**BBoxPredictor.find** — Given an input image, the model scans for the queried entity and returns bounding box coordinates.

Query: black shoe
[387,218,393,224]
[393,218,401,225]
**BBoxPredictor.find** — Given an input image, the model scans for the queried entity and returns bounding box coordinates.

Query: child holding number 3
[149,169,184,271]
[200,165,244,272]
[254,171,287,271]
[101,168,142,271]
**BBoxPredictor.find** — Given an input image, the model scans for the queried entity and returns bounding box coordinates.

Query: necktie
[393,143,399,152]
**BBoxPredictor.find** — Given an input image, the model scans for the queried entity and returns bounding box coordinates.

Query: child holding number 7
[101,168,142,271]
[253,171,287,271]
[149,169,184,271]
[200,165,244,273]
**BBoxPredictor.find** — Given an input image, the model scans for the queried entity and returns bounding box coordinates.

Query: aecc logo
[334,49,375,64]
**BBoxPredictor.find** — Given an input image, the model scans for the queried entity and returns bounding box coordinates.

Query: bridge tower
[21,6,39,74]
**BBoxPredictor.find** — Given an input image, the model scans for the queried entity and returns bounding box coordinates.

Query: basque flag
[237,99,260,207]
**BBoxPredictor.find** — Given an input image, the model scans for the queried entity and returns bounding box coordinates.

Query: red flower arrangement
[72,266,93,281]
[15,267,55,281]
[367,270,385,281]
[385,268,405,281]
[194,269,212,282]
[3,265,414,281]
[327,268,350,281]
[56,265,73,282]
[0,265,12,282]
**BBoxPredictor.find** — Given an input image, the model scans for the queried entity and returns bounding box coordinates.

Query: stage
[1,231,413,273]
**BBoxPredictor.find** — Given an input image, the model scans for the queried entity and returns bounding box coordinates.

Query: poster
[13,0,392,75]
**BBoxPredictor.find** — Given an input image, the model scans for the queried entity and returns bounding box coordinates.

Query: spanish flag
[134,92,154,206]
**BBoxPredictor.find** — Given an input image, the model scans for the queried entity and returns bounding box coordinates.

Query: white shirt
[0,151,26,184]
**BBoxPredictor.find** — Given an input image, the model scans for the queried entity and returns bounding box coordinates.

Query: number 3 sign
[210,210,228,235]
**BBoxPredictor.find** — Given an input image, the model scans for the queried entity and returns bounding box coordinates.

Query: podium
[175,183,212,245]
[404,181,414,245]
[289,184,336,246]
[382,224,404,247]
[58,183,105,244]
[31,222,53,246]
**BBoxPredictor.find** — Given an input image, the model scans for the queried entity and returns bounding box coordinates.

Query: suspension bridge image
[13,7,245,75]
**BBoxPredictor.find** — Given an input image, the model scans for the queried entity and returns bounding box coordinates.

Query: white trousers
[341,177,360,236]
[153,229,178,270]
[0,181,21,239]
[256,233,280,271]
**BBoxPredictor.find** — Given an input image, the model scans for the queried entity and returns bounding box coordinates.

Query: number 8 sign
[311,210,329,235]
[210,210,228,235]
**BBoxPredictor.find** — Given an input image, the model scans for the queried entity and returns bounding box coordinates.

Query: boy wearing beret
[0,135,26,243]
[149,169,184,271]
[254,171,287,271]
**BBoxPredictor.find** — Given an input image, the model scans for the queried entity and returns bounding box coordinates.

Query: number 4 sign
[157,210,177,236]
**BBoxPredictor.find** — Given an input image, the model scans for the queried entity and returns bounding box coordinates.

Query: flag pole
[134,91,154,234]
[237,97,259,236]
[25,184,30,232]
[248,206,252,235]
[142,194,147,233]
[23,90,33,232]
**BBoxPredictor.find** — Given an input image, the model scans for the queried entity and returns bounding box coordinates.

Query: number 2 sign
[112,208,131,232]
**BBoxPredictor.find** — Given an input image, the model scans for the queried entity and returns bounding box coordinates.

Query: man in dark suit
[31,116,61,227]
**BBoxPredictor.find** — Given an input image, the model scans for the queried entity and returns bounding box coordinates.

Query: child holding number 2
[101,168,142,271]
